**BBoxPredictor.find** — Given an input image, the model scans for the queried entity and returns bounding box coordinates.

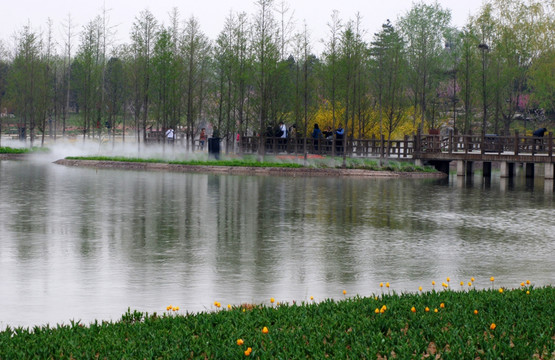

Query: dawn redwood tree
[370,19,407,144]
[180,16,211,151]
[152,27,176,139]
[321,10,342,156]
[398,2,452,131]
[457,26,480,134]
[104,56,125,145]
[0,40,9,145]
[130,9,157,146]
[9,24,48,147]
[252,0,279,160]
[73,16,104,141]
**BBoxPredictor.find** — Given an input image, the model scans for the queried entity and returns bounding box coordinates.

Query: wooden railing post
[548,132,553,159]
[403,135,409,158]
[514,130,519,156]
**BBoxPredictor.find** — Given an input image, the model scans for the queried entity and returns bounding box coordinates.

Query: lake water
[0,158,553,329]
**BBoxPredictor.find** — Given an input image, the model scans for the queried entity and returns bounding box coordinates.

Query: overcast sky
[1,0,485,54]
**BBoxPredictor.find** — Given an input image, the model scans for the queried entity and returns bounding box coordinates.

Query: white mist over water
[3,136,210,164]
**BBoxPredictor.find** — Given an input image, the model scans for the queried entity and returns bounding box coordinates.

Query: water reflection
[0,160,553,329]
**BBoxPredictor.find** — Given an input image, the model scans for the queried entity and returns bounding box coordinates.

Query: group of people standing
[312,123,344,153]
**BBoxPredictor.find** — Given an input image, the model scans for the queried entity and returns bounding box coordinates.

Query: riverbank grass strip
[64,155,437,172]
[1,286,552,358]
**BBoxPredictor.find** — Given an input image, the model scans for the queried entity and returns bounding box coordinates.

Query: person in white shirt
[279,122,287,138]
[165,128,175,142]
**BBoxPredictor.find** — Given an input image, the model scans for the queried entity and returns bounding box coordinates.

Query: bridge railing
[416,131,554,156]
[238,135,414,158]
[236,132,553,158]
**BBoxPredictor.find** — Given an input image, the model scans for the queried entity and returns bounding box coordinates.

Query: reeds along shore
[1,285,553,359]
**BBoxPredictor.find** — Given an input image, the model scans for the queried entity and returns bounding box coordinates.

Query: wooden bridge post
[514,130,519,156]
[548,132,553,159]
[403,135,409,158]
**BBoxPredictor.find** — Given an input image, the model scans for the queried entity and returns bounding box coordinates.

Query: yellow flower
[244,347,252,356]
[526,290,530,295]
[498,288,503,293]
[214,301,221,308]
[474,309,478,315]
[380,308,386,314]
[490,277,495,282]
[440,303,445,308]
[386,282,390,288]
[432,281,436,286]
[442,282,448,288]
[380,282,384,288]
[468,282,472,286]
[446,277,450,282]
[411,306,416,313]
[227,304,231,309]
[374,308,380,314]
[471,277,475,282]
[381,305,387,311]
[425,307,430,312]
[343,289,347,295]
[460,281,464,286]
[520,282,525,287]
[418,286,422,292]
[262,326,269,334]
[270,297,275,303]
[434,308,438,313]
[166,305,172,311]
[490,323,496,330]
[310,296,314,301]
[237,339,244,346]
[526,280,530,285]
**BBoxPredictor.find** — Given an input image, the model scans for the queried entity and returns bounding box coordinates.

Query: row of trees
[0,0,554,155]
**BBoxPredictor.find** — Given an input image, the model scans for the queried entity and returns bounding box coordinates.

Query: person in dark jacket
[533,128,547,137]
[335,124,344,154]
[312,123,322,151]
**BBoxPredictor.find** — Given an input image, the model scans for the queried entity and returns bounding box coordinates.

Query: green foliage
[0,287,552,358]
[65,155,304,168]
[0,146,49,154]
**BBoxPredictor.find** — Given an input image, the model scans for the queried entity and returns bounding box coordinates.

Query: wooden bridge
[237,131,555,179]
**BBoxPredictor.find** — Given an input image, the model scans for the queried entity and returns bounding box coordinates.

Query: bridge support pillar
[456,160,472,177]
[526,163,535,178]
[466,161,474,177]
[544,163,554,180]
[500,162,514,178]
[482,162,492,177]
[545,180,553,194]
[414,159,423,167]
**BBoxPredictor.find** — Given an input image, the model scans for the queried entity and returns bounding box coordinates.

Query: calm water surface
[0,159,553,329]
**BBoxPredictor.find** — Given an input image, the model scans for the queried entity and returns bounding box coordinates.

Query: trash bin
[208,137,220,159]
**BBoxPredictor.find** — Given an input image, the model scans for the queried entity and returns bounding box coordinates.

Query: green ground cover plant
[0,285,552,359]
